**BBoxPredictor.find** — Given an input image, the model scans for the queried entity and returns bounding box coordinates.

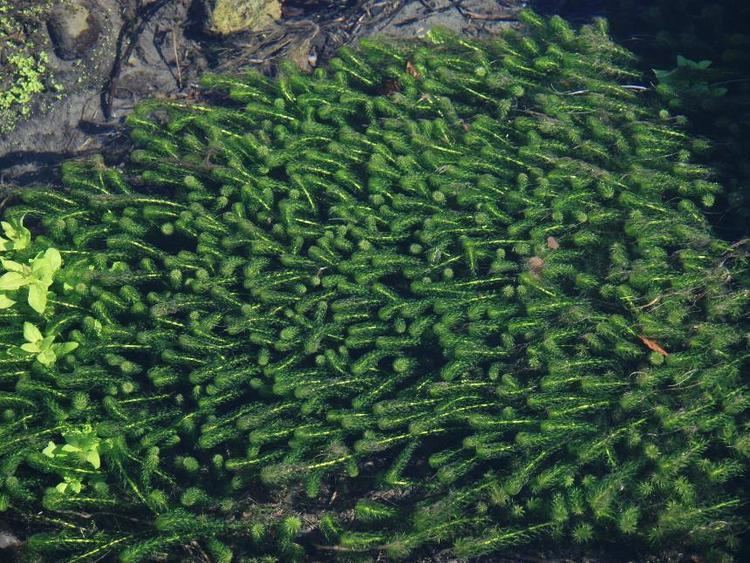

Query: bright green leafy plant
[0,247,62,312]
[20,321,78,367]
[0,10,747,562]
[52,474,84,494]
[653,55,728,109]
[41,425,107,498]
[43,424,104,470]
[0,216,31,252]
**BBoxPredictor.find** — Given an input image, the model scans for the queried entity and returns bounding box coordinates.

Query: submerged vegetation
[0,10,748,561]
[606,0,750,239]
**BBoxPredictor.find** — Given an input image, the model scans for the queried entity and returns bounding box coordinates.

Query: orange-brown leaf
[638,335,668,356]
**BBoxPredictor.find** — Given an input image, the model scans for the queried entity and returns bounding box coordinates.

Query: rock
[47,0,101,60]
[287,36,317,73]
[0,530,21,549]
[204,0,282,36]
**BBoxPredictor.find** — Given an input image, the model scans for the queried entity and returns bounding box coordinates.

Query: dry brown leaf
[527,256,545,278]
[639,335,669,356]
[406,61,421,79]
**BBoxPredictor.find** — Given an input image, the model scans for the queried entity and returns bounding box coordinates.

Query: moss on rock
[0,0,57,134]
[206,0,281,35]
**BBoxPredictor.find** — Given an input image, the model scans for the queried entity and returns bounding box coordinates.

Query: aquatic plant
[603,0,750,239]
[0,10,748,561]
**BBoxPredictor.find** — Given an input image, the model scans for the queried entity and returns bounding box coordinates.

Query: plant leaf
[652,68,674,81]
[0,259,25,273]
[55,341,79,356]
[49,248,63,271]
[23,322,43,343]
[32,248,62,280]
[0,271,27,291]
[28,283,48,314]
[85,450,101,469]
[36,348,57,368]
[21,342,40,354]
[0,217,31,251]
[406,60,421,79]
[42,441,57,457]
[0,294,15,309]
[638,335,669,356]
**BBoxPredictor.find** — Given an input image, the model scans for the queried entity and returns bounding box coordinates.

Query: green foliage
[0,9,748,561]
[0,247,62,313]
[43,424,104,470]
[0,216,31,252]
[604,0,750,239]
[20,321,78,367]
[653,55,728,109]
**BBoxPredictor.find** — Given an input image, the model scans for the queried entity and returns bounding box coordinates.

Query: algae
[207,0,282,35]
[0,0,58,135]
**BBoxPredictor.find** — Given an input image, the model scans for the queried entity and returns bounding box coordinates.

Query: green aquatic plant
[0,216,31,252]
[0,10,748,561]
[0,247,62,313]
[601,0,750,240]
[19,321,78,367]
[43,424,105,470]
[653,55,728,109]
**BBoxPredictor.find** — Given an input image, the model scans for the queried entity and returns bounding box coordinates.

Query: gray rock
[47,0,101,60]
[0,529,21,549]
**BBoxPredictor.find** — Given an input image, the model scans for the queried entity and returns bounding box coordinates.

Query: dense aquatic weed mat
[534,0,750,243]
[0,10,748,562]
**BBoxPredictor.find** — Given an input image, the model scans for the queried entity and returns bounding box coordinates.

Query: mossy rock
[47,0,101,61]
[0,10,748,562]
[0,0,56,133]
[204,0,282,35]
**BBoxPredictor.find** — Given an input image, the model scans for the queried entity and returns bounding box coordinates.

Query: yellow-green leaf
[28,283,48,314]
[23,322,43,343]
[0,272,26,291]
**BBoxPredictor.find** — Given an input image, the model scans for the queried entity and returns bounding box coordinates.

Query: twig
[172,28,182,90]
[314,544,382,552]
[460,10,517,21]
[102,0,173,120]
[561,85,650,95]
